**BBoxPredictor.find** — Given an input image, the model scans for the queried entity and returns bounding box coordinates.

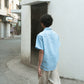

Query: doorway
[31,3,48,65]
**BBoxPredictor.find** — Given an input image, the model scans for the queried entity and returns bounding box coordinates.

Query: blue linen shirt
[35,27,60,71]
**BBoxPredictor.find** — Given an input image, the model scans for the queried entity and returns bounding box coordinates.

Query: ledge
[21,0,50,5]
[11,10,21,14]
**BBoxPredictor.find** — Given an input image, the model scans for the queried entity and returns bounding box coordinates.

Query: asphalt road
[0,39,23,84]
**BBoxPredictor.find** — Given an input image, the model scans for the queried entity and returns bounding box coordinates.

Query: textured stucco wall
[21,0,84,81]
[48,0,84,81]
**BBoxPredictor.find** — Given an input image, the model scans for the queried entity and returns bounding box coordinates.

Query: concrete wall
[21,0,84,81]
[48,0,84,81]
[21,5,31,65]
[9,0,19,19]
[0,0,8,15]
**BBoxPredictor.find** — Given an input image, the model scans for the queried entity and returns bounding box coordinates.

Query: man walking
[35,14,61,84]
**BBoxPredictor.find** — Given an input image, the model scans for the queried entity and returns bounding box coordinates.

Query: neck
[43,26,46,29]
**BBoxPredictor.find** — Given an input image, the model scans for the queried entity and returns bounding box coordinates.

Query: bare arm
[38,50,44,77]
[38,50,44,68]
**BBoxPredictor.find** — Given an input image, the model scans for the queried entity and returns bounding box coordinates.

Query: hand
[38,67,42,77]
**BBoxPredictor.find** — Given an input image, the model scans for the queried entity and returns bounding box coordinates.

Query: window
[4,0,9,8]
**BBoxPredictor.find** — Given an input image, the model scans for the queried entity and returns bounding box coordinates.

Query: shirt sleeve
[35,35,44,50]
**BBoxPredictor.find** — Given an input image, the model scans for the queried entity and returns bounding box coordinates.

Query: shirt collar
[43,27,52,31]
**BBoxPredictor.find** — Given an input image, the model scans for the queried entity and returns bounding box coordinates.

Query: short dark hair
[40,14,53,27]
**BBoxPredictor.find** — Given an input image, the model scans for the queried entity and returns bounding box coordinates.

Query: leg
[48,69,61,84]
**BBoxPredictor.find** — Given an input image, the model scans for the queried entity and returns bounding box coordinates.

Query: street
[0,39,84,84]
[0,39,23,84]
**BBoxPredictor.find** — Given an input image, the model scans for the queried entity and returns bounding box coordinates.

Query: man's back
[35,27,60,71]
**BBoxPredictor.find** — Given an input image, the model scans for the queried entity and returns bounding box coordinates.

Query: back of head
[40,14,53,27]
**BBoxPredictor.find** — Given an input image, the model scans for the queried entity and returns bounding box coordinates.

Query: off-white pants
[39,68,61,84]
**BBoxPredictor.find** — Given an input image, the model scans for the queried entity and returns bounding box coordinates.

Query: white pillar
[21,5,31,65]
[6,23,11,38]
[0,22,5,39]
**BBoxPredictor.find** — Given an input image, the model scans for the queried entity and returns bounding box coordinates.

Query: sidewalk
[0,35,21,40]
[7,56,84,84]
[7,56,38,84]
[14,35,21,39]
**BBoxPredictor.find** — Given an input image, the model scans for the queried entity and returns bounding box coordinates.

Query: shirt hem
[40,66,57,71]
[35,46,43,50]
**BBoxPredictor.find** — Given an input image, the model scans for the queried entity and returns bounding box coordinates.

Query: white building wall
[21,5,31,64]
[0,0,7,15]
[48,0,84,81]
[9,0,19,19]
[21,0,84,81]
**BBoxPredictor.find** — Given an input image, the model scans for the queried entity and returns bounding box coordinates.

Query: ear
[41,23,45,28]
[41,23,43,26]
